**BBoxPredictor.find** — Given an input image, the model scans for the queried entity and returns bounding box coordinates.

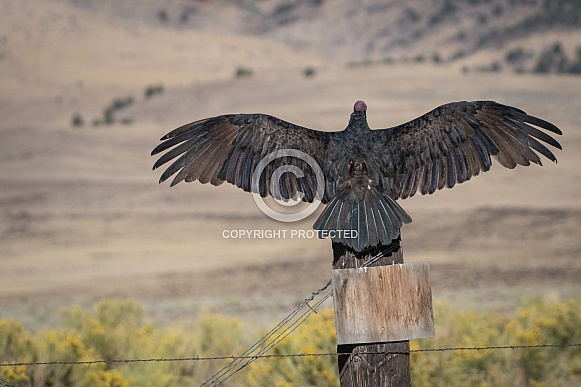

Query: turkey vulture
[152,100,561,251]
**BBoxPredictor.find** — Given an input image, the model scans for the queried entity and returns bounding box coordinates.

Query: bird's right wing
[151,114,332,203]
[370,101,562,199]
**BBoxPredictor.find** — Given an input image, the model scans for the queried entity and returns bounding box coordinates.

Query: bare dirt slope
[1,0,580,328]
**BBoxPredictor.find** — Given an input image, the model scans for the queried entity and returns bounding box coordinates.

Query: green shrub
[103,108,115,125]
[505,47,532,64]
[534,42,568,73]
[303,67,316,78]
[235,66,253,78]
[145,84,164,99]
[110,97,134,111]
[93,96,135,126]
[71,113,84,127]
[413,55,426,63]
[432,52,442,63]
[157,9,168,23]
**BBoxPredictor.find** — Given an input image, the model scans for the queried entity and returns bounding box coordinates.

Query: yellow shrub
[1,297,579,386]
[0,319,33,385]
[245,309,337,387]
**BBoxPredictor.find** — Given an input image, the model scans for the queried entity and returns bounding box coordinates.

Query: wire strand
[0,378,15,387]
[2,343,579,368]
[202,279,333,386]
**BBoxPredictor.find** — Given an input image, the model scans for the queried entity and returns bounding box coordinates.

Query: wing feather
[446,151,457,188]
[152,114,331,203]
[223,146,242,184]
[169,140,215,186]
[199,145,231,185]
[371,101,561,199]
[419,160,432,195]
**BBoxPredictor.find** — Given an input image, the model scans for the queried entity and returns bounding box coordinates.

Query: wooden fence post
[331,238,434,386]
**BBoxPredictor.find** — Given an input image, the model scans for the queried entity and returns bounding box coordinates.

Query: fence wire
[2,343,580,368]
[202,279,333,386]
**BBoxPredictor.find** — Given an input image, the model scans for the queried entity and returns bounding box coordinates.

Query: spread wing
[151,114,331,203]
[370,101,562,199]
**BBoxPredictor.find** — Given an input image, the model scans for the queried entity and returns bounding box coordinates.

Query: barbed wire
[202,279,333,386]
[2,343,580,368]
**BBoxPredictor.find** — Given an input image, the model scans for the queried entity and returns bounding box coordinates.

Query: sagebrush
[1,297,580,386]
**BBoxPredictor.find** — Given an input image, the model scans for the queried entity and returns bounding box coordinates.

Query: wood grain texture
[338,341,411,387]
[333,262,434,345]
[333,241,413,386]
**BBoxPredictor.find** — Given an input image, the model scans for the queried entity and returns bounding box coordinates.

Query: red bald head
[354,100,367,113]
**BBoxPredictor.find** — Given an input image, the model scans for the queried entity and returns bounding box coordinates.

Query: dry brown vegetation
[0,0,580,332]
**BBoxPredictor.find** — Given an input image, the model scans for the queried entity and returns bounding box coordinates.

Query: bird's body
[152,100,562,251]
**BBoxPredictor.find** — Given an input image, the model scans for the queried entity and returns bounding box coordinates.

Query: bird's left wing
[369,101,562,199]
[151,114,331,203]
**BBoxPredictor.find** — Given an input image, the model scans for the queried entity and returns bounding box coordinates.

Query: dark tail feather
[314,189,412,252]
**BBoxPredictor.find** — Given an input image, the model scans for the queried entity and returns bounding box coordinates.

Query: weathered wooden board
[333,262,434,345]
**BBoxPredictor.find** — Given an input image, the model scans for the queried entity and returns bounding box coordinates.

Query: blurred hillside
[2,0,581,124]
[68,0,581,72]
